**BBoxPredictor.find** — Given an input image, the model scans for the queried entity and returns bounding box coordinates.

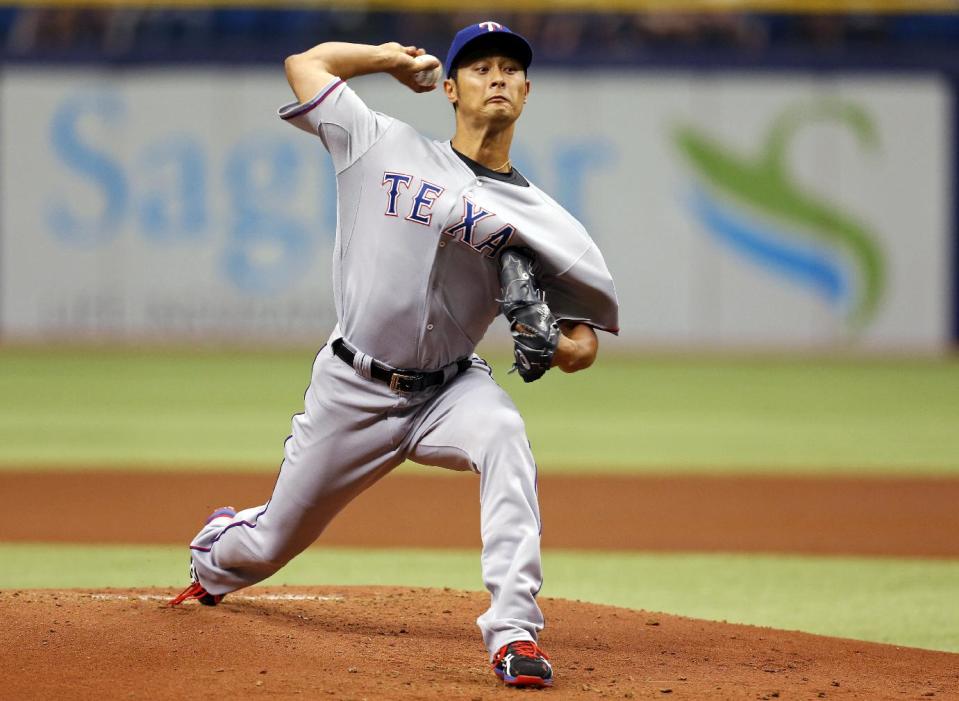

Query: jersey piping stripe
[189,505,269,553]
[280,79,345,120]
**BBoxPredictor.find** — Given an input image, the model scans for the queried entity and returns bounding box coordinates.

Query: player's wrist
[375,43,398,70]
[378,43,412,73]
[551,334,576,371]
[553,331,596,373]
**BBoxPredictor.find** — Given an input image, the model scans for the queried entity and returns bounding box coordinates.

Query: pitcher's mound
[3,586,956,699]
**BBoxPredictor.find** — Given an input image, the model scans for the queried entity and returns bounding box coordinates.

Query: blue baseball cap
[444,21,533,77]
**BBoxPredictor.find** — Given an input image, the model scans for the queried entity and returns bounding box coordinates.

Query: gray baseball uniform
[187,77,618,658]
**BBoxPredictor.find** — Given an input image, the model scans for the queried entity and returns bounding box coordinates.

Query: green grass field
[1,347,957,473]
[1,347,957,653]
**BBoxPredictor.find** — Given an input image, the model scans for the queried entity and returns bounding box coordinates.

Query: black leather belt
[332,338,471,394]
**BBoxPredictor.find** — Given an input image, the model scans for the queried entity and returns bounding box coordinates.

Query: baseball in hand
[412,54,443,87]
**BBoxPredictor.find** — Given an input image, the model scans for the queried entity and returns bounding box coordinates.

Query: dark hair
[448,38,529,83]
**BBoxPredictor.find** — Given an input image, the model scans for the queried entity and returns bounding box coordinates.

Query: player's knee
[479,407,527,446]
[258,540,298,569]
[488,409,526,441]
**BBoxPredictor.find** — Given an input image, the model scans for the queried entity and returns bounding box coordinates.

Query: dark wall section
[1,10,958,67]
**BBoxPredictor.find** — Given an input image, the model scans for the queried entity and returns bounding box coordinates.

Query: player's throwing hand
[382,43,441,93]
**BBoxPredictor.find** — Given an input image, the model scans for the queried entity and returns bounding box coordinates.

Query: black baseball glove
[498,248,560,383]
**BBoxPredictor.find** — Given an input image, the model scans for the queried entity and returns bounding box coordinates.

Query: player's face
[446,53,530,126]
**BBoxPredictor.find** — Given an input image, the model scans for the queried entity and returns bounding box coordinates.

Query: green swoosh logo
[673,100,885,329]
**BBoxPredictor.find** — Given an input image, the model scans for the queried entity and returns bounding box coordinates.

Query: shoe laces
[168,582,205,607]
[507,641,549,660]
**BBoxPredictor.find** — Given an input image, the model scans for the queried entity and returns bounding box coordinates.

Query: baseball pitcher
[170,22,619,689]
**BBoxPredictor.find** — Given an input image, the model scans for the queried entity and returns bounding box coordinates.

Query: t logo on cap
[445,21,533,77]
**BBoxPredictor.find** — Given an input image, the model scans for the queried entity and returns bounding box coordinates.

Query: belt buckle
[389,372,417,394]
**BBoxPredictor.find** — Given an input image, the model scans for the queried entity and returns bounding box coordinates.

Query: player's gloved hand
[498,248,560,383]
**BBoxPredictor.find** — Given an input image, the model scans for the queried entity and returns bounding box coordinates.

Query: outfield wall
[1,68,953,349]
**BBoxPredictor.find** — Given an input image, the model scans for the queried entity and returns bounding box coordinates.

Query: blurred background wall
[0,2,956,350]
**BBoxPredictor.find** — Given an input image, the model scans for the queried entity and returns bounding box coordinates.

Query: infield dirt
[5,586,959,700]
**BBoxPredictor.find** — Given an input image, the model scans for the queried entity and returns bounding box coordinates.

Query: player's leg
[188,342,408,596]
[403,359,545,658]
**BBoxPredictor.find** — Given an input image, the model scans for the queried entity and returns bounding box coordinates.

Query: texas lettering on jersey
[381,171,515,258]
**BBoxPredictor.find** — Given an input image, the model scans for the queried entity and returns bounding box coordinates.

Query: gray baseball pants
[188,330,545,657]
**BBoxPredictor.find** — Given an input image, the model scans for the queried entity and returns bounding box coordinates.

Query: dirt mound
[3,587,957,700]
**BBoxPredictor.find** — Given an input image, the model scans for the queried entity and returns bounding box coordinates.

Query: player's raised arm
[284,41,440,103]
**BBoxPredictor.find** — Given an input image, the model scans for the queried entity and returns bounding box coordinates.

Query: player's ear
[444,77,458,108]
[523,78,530,104]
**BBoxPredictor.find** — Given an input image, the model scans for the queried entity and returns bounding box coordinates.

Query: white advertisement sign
[1,68,952,348]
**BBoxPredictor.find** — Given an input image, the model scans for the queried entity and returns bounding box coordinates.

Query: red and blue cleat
[492,640,554,687]
[168,507,236,607]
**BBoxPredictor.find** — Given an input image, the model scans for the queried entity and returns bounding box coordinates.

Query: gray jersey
[183,73,613,664]
[279,78,619,371]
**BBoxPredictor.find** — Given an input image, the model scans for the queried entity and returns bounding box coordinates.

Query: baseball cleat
[168,507,236,607]
[168,562,223,607]
[491,640,553,687]
[205,506,237,525]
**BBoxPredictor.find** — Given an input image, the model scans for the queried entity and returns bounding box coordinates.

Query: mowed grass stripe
[1,348,957,473]
[2,543,958,654]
